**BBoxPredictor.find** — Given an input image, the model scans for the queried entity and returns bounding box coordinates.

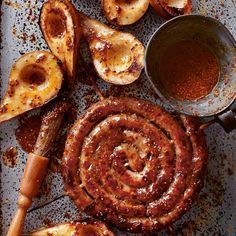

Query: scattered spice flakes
[38,178,52,197]
[12,25,17,36]
[64,212,71,219]
[171,151,233,234]
[25,7,37,22]
[4,0,20,9]
[103,78,144,98]
[102,77,159,100]
[30,34,36,43]
[220,2,225,7]
[84,94,97,109]
[2,147,18,168]
[174,220,198,235]
[82,88,97,109]
[21,32,27,42]
[43,217,53,227]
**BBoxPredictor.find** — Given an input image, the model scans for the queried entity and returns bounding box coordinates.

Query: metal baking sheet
[0,0,235,235]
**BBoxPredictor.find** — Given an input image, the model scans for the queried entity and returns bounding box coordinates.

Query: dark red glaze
[15,114,42,153]
[62,97,208,233]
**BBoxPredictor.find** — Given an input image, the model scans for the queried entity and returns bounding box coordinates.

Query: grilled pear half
[0,51,63,124]
[150,0,192,19]
[102,0,149,26]
[29,221,114,236]
[150,0,172,19]
[79,13,145,85]
[40,0,81,87]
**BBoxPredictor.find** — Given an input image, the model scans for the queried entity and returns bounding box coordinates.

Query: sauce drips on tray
[2,147,18,168]
[158,40,220,101]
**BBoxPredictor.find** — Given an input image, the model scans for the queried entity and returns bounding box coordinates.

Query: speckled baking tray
[0,0,235,235]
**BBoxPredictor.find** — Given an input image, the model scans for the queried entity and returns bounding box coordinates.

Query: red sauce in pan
[158,40,220,101]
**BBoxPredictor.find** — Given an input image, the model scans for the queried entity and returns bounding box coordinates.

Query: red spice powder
[158,40,220,101]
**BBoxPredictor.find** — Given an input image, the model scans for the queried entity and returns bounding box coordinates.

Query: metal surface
[0,0,235,235]
[145,14,236,117]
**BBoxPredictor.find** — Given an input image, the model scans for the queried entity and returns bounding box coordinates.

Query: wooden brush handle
[7,153,49,236]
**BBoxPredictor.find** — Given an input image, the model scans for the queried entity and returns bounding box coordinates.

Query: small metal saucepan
[145,15,236,132]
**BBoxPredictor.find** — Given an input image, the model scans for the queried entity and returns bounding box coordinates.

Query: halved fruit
[40,0,82,87]
[102,0,149,26]
[150,0,172,19]
[29,221,114,236]
[0,51,63,124]
[150,0,192,19]
[78,13,145,85]
[160,0,192,16]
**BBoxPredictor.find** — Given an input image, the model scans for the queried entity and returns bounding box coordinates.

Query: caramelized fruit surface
[40,0,82,87]
[78,13,145,85]
[150,0,191,18]
[29,220,114,236]
[0,51,63,124]
[102,0,149,25]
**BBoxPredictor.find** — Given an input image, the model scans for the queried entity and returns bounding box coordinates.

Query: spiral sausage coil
[62,97,208,233]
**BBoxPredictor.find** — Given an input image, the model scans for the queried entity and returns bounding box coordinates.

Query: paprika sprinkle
[158,40,220,101]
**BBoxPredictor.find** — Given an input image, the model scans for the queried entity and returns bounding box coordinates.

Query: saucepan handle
[216,105,236,133]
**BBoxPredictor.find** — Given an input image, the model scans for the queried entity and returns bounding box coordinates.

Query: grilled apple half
[102,0,149,26]
[150,0,192,19]
[78,13,145,85]
[0,51,63,124]
[40,0,81,87]
[29,221,114,236]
